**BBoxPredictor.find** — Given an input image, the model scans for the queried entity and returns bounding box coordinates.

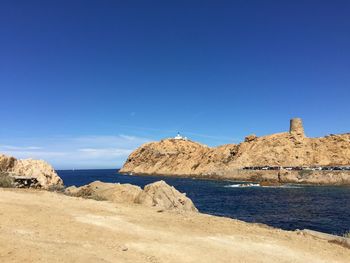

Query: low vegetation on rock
[344,231,350,239]
[0,172,14,188]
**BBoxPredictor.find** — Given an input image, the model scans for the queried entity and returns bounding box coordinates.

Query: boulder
[0,154,64,189]
[65,180,198,212]
[244,134,257,142]
[135,180,198,212]
[66,181,142,203]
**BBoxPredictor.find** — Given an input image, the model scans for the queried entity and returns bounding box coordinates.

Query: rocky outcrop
[65,181,142,203]
[0,154,63,189]
[244,134,257,142]
[134,180,197,211]
[121,139,213,176]
[120,119,350,184]
[65,180,198,212]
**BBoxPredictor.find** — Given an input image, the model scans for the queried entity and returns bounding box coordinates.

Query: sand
[0,188,349,263]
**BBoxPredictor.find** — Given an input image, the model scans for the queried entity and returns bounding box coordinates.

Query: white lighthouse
[174,132,188,140]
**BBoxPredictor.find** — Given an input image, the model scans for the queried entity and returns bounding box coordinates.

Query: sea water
[58,169,350,235]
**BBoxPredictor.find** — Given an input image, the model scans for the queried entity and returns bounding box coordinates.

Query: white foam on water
[224,183,303,189]
[224,183,260,188]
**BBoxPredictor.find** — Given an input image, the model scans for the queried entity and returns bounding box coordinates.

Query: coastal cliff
[120,119,350,184]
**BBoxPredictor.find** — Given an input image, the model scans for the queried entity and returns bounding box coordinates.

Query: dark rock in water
[259,180,283,187]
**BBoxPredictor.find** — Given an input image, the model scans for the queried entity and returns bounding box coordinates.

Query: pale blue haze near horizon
[0,0,349,169]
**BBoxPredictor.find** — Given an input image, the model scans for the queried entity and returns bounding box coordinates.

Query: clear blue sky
[1,1,349,169]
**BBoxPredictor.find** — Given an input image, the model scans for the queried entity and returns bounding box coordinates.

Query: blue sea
[58,169,350,236]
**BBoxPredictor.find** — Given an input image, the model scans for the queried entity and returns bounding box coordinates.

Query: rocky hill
[120,119,350,182]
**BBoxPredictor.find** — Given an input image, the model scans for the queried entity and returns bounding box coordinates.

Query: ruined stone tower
[289,118,305,137]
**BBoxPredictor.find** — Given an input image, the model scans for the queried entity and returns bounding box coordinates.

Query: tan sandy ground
[0,189,349,263]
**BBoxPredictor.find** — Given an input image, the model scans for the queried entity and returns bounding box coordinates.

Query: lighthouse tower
[174,132,188,140]
[289,118,305,137]
[174,132,183,140]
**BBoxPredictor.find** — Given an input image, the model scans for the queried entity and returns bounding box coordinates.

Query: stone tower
[289,118,305,137]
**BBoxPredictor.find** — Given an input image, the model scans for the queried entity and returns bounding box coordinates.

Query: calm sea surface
[58,169,350,235]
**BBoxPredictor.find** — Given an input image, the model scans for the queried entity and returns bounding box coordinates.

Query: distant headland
[120,118,350,185]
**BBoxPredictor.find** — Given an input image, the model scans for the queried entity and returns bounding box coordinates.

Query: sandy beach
[0,188,349,263]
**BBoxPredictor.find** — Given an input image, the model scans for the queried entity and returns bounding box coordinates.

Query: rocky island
[120,118,350,185]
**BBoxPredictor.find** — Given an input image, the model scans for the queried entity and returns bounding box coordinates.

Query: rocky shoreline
[121,169,350,186]
[1,153,198,212]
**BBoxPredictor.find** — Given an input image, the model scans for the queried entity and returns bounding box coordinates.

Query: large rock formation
[65,181,143,203]
[134,180,197,211]
[65,180,198,212]
[0,154,63,189]
[120,119,350,184]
